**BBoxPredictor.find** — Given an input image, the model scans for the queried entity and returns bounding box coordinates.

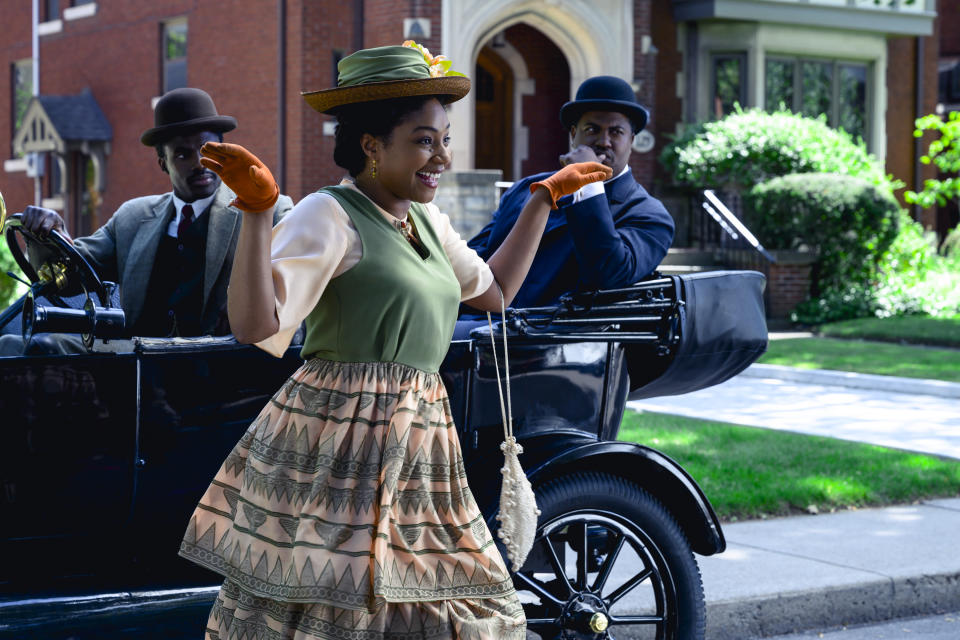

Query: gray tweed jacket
[66,183,293,335]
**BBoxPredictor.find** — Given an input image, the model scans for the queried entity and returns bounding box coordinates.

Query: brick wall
[650,0,683,191]
[886,33,940,231]
[0,1,371,214]
[288,0,356,199]
[364,0,404,47]
[630,0,655,189]
[941,0,960,55]
[765,252,816,319]
[0,4,36,214]
[418,0,443,58]
[1,2,295,224]
[363,0,442,53]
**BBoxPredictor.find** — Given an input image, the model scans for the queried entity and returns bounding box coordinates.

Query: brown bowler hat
[140,88,237,146]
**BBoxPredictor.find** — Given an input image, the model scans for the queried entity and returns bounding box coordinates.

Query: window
[332,50,344,85]
[45,0,60,21]
[162,19,188,93]
[939,60,960,105]
[711,54,746,120]
[11,59,33,156]
[838,64,867,139]
[765,56,868,141]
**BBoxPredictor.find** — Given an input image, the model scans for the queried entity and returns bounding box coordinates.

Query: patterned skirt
[180,359,525,640]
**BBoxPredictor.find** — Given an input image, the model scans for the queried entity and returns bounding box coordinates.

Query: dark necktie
[177,204,195,240]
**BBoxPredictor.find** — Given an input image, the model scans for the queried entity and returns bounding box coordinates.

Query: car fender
[519,433,725,556]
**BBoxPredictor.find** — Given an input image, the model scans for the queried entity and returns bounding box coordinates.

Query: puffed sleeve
[255,192,352,356]
[423,203,494,300]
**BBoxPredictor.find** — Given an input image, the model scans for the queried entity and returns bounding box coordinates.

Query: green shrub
[0,238,26,310]
[661,107,898,192]
[941,224,960,259]
[791,213,960,323]
[659,106,956,324]
[746,173,900,298]
[872,215,960,318]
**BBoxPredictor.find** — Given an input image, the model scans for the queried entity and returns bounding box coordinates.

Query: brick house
[0,0,950,309]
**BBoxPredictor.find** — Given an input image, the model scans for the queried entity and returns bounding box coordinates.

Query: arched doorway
[503,24,570,176]
[443,0,631,171]
[472,24,571,180]
[474,47,514,179]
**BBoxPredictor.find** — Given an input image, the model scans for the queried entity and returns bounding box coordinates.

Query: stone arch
[443,0,633,169]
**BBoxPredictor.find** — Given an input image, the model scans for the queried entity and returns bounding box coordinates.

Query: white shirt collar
[168,192,217,237]
[606,163,631,183]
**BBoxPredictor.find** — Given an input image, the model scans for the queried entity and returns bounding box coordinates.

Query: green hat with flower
[302,42,469,114]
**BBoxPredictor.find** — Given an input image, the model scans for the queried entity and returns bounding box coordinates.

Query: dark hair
[333,95,443,177]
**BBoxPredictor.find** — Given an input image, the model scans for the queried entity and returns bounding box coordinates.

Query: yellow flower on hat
[402,40,465,78]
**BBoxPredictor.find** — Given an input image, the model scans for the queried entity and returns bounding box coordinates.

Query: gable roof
[13,88,112,154]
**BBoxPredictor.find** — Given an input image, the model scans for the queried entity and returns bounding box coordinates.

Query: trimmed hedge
[661,107,898,193]
[745,173,901,315]
[659,107,914,323]
[0,239,25,310]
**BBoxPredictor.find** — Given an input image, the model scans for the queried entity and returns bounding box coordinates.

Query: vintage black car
[0,204,767,640]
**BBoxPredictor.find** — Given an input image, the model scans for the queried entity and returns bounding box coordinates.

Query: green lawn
[619,411,960,522]
[818,315,960,348]
[758,337,960,382]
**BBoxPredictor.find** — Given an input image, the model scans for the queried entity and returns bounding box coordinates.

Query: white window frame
[689,21,886,158]
[764,54,871,142]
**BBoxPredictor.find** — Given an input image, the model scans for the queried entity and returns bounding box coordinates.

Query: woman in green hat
[180,42,611,640]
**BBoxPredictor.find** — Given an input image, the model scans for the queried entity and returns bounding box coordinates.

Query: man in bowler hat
[467,76,674,310]
[15,87,293,340]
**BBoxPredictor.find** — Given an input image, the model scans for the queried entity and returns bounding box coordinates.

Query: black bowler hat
[559,76,649,133]
[140,88,237,146]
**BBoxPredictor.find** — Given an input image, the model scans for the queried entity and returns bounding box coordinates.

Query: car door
[128,339,303,587]
[0,350,138,592]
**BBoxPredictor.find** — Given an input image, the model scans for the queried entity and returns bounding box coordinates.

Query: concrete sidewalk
[701,499,960,639]
[625,364,960,638]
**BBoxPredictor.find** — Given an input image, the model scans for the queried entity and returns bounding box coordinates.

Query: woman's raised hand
[529,162,613,209]
[200,142,280,212]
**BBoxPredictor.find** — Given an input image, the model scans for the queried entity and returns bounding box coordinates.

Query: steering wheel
[3,212,109,307]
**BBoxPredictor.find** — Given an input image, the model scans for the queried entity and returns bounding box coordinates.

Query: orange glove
[530,162,613,209]
[200,142,279,212]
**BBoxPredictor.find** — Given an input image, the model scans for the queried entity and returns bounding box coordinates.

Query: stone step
[658,248,716,265]
[656,264,724,274]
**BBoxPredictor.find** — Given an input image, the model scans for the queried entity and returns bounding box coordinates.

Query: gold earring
[371,158,377,179]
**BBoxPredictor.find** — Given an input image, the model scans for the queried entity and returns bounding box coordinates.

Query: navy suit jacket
[467,170,675,308]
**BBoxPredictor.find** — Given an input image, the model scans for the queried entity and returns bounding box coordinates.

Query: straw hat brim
[302,76,471,114]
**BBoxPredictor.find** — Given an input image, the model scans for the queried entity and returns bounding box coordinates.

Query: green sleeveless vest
[300,186,462,373]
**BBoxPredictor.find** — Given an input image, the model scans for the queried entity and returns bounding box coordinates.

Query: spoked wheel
[514,472,706,640]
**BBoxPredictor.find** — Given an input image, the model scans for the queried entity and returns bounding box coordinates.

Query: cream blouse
[255,180,495,357]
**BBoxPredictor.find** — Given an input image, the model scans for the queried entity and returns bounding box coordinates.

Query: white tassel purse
[487,290,541,572]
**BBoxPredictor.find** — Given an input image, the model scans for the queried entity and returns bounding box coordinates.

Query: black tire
[513,471,706,640]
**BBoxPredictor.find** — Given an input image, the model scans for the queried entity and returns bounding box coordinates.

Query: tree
[905,111,960,208]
